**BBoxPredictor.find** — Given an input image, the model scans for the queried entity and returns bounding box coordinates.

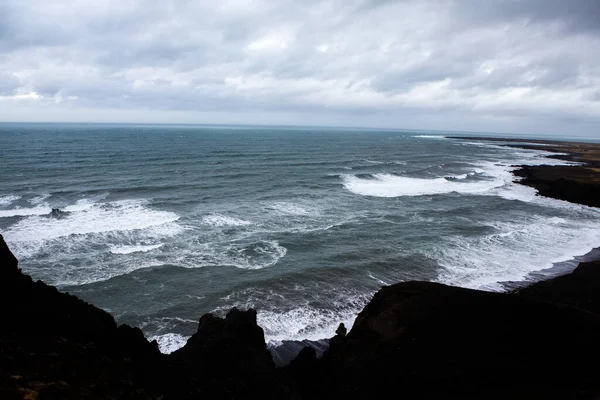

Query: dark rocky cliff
[3,234,600,399]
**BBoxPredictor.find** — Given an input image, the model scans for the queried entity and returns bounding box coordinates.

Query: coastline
[3,136,600,397]
[450,136,600,289]
[4,234,600,398]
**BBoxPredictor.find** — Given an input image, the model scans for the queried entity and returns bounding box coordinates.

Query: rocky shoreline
[3,234,600,398]
[3,138,600,398]
[451,136,600,207]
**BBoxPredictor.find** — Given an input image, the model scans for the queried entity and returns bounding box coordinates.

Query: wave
[0,206,51,218]
[201,213,252,227]
[266,202,320,216]
[150,333,190,354]
[343,143,579,200]
[215,286,372,346]
[109,244,164,255]
[342,172,504,197]
[5,199,179,244]
[413,135,446,139]
[434,213,600,291]
[0,195,21,207]
[29,193,50,206]
[258,305,364,345]
[2,197,184,285]
[223,240,287,270]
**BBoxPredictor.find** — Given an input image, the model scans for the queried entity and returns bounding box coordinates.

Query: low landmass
[451,136,600,207]
[3,138,600,398]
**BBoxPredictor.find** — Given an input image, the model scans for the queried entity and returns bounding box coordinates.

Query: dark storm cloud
[456,0,600,33]
[0,0,599,135]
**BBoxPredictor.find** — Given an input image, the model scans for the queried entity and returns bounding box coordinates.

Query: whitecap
[435,215,600,291]
[3,198,182,262]
[109,244,164,255]
[267,202,320,216]
[226,240,287,270]
[201,213,252,227]
[258,306,361,345]
[150,333,189,354]
[0,206,51,218]
[0,195,21,207]
[5,199,179,242]
[413,135,447,139]
[342,172,504,197]
[29,193,50,205]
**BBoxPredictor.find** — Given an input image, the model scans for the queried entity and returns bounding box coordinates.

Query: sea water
[1,123,599,353]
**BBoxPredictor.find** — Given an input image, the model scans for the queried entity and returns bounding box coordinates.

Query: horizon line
[0,121,550,138]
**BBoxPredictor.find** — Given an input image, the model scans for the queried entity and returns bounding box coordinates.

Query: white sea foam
[0,206,51,218]
[343,142,578,200]
[6,199,179,243]
[150,333,189,354]
[267,202,320,216]
[3,198,182,267]
[201,213,252,227]
[363,159,384,164]
[0,195,21,207]
[63,198,98,212]
[413,135,446,139]
[226,240,287,270]
[54,259,166,287]
[259,306,362,345]
[342,172,504,197]
[216,285,371,345]
[29,193,50,205]
[109,244,164,255]
[173,239,287,270]
[435,215,600,291]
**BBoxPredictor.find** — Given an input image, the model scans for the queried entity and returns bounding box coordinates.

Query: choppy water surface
[1,124,598,353]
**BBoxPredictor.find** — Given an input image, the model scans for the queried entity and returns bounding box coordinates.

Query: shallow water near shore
[1,124,599,353]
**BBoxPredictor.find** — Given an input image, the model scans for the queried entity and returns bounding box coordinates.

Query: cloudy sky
[1,0,599,136]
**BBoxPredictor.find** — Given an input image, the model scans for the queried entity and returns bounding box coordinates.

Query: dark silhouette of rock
[169,308,291,398]
[0,234,163,399]
[311,280,600,398]
[50,208,67,218]
[518,259,600,314]
[3,233,600,398]
[334,323,346,338]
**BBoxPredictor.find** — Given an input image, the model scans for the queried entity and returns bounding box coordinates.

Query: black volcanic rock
[306,280,600,398]
[518,260,600,314]
[169,308,291,398]
[3,233,600,398]
[0,234,163,399]
[514,165,600,207]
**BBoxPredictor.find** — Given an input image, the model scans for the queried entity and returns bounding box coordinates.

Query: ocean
[1,123,599,354]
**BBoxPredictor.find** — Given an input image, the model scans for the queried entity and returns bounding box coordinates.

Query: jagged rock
[310,280,600,398]
[169,308,289,398]
[0,234,163,399]
[3,232,600,398]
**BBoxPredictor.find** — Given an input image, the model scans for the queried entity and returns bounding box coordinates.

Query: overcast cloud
[1,0,599,136]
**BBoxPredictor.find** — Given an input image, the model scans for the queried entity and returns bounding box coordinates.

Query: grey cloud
[0,71,20,95]
[454,0,600,33]
[0,0,599,136]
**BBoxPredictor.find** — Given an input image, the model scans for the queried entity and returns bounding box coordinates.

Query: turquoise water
[1,123,599,352]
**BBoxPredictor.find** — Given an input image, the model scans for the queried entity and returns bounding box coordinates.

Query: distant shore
[451,136,600,289]
[450,136,600,207]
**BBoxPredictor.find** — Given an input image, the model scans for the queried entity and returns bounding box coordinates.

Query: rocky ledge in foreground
[3,234,600,399]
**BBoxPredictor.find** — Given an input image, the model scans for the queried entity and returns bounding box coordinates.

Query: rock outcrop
[514,165,600,207]
[3,233,600,398]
